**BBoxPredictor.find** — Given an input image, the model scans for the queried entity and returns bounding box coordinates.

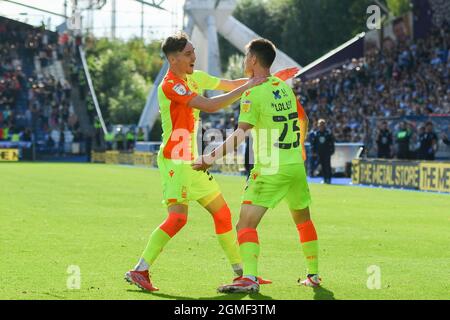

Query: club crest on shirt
[189,81,199,92]
[241,100,251,113]
[173,83,188,96]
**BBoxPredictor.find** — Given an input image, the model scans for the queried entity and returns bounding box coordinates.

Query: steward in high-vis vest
[104,132,115,150]
[126,130,135,151]
[3,127,9,140]
[137,128,145,142]
[396,121,412,159]
[11,133,21,142]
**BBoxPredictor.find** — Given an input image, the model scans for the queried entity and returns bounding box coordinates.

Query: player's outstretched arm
[188,77,266,113]
[192,122,253,171]
[216,67,300,91]
[273,67,301,81]
[216,78,249,92]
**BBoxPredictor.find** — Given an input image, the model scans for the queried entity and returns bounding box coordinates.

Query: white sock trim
[134,258,150,271]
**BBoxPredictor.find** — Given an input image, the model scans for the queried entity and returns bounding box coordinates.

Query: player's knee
[236,210,260,230]
[291,206,311,223]
[160,213,188,237]
[212,204,232,234]
[173,213,188,229]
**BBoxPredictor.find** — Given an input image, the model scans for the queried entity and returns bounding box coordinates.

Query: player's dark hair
[162,31,189,57]
[246,38,276,68]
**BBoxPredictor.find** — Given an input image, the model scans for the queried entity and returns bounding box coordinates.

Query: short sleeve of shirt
[238,90,259,126]
[191,70,220,90]
[296,99,307,120]
[161,80,197,105]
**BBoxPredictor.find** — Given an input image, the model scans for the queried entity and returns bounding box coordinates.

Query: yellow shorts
[242,163,312,210]
[157,154,221,206]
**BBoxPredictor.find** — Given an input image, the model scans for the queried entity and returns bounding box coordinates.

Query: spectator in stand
[443,125,450,146]
[21,128,32,142]
[59,126,65,156]
[294,23,449,151]
[443,133,450,146]
[307,123,319,177]
[0,16,86,157]
[312,119,335,184]
[376,121,393,158]
[418,121,438,160]
[413,125,426,159]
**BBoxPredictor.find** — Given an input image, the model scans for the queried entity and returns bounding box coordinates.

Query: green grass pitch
[0,163,449,300]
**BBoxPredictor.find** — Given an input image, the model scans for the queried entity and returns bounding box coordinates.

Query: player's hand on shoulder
[246,76,267,89]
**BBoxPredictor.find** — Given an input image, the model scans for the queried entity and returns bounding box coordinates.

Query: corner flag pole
[78,45,108,135]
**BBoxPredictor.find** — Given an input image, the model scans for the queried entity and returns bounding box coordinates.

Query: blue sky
[0,0,185,40]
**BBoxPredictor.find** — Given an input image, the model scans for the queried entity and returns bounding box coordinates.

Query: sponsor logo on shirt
[241,100,251,113]
[173,83,188,96]
[271,100,292,111]
[273,90,282,100]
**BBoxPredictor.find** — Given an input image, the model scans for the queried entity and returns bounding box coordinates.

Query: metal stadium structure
[138,0,301,132]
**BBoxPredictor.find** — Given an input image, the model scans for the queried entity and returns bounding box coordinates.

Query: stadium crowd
[2,7,449,163]
[294,23,449,147]
[0,17,84,155]
[198,22,449,162]
[0,18,30,142]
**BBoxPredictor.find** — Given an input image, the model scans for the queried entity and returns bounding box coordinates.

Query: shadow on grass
[126,289,274,301]
[313,286,336,300]
[37,292,68,299]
